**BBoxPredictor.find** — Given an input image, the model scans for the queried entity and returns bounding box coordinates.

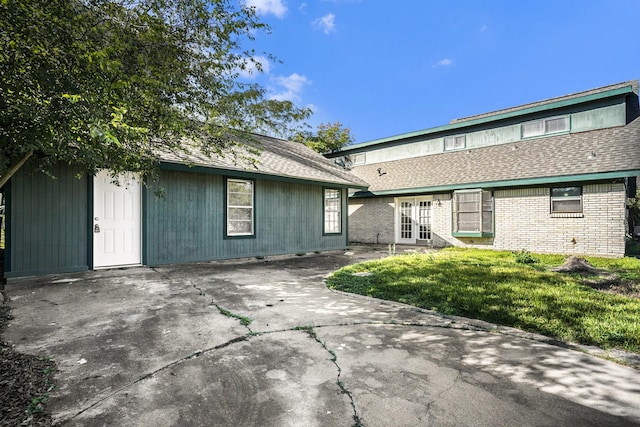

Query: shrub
[513,249,539,265]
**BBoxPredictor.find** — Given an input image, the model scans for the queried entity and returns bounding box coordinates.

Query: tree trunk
[0,150,33,189]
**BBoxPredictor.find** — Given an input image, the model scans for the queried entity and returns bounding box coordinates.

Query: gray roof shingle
[351,116,640,194]
[156,133,369,188]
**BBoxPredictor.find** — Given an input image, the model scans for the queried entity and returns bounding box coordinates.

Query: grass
[213,304,253,326]
[326,247,640,353]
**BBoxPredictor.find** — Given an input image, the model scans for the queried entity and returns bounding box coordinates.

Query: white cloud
[269,73,311,102]
[244,0,287,18]
[312,13,336,34]
[433,58,453,68]
[237,56,271,79]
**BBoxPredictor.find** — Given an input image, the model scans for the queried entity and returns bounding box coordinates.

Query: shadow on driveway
[5,246,640,426]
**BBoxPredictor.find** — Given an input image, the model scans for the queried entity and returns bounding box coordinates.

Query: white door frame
[93,170,142,269]
[395,196,433,244]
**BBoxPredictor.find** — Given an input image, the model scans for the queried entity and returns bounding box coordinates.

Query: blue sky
[241,0,640,144]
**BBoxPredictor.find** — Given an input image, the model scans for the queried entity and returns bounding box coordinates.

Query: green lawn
[327,248,640,353]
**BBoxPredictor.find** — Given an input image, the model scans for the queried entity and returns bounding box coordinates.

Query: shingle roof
[351,116,640,194]
[156,133,369,188]
[450,80,638,124]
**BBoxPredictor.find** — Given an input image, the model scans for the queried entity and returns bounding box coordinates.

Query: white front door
[395,197,432,244]
[93,170,142,268]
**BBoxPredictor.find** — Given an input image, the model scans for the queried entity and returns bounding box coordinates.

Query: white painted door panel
[93,170,141,268]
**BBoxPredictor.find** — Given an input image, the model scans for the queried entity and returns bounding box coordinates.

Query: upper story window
[351,152,366,166]
[444,135,466,151]
[226,178,255,237]
[522,116,569,138]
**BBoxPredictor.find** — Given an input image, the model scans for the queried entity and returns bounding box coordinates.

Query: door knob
[94,224,101,233]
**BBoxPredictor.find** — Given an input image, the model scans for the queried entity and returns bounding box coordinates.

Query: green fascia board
[351,169,640,198]
[334,85,634,154]
[159,161,368,190]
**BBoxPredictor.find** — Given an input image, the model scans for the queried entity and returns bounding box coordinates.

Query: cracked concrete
[4,246,640,426]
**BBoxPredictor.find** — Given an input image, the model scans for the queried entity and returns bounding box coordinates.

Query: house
[2,134,368,278]
[326,80,640,257]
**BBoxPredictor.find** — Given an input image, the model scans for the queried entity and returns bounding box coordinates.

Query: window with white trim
[522,116,569,138]
[226,178,254,236]
[452,190,493,235]
[444,135,466,151]
[550,186,582,213]
[351,153,366,166]
[324,188,341,234]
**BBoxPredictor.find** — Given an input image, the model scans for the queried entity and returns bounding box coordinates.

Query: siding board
[6,164,88,277]
[145,170,348,265]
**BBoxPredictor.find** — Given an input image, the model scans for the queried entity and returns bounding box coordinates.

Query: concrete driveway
[5,247,640,426]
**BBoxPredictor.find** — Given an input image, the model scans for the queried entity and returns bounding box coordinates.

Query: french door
[395,197,432,244]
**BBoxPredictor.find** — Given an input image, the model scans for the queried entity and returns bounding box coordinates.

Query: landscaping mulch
[0,290,56,427]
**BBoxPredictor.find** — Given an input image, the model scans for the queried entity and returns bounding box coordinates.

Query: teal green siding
[6,165,350,277]
[144,170,349,265]
[571,103,626,132]
[6,164,88,277]
[347,100,628,166]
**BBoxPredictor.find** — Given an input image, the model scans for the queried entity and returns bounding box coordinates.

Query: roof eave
[351,170,640,198]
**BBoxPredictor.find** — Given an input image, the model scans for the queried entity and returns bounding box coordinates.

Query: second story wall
[354,101,626,166]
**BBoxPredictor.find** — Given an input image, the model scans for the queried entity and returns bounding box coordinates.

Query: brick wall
[348,197,395,244]
[349,182,627,257]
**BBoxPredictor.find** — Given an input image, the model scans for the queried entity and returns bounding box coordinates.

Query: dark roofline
[331,81,637,155]
[449,80,638,124]
[351,169,640,198]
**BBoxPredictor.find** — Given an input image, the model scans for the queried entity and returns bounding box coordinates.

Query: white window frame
[452,189,493,236]
[550,186,582,214]
[521,116,570,138]
[444,135,466,151]
[351,153,366,166]
[324,188,342,234]
[226,178,254,237]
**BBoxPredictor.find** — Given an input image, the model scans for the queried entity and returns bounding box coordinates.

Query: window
[522,116,569,138]
[226,178,254,237]
[399,201,412,239]
[550,186,582,213]
[418,200,432,240]
[351,153,366,166]
[452,190,493,235]
[444,135,466,151]
[324,188,341,234]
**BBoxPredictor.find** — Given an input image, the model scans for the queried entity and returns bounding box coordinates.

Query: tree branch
[0,150,34,189]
